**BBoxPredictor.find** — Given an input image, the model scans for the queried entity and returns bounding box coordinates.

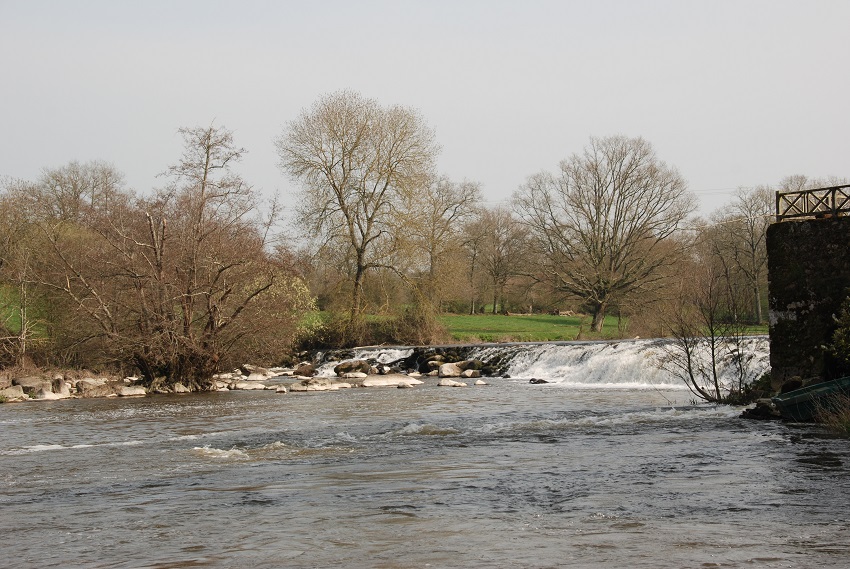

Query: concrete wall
[767,216,850,387]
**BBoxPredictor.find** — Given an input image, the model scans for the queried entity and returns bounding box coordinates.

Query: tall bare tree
[32,160,125,221]
[709,185,772,323]
[466,207,530,314]
[276,91,438,323]
[658,229,759,404]
[402,176,481,308]
[0,181,44,366]
[514,136,695,331]
[30,127,312,387]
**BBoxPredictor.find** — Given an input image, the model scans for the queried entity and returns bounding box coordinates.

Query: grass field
[438,313,769,343]
[438,313,623,343]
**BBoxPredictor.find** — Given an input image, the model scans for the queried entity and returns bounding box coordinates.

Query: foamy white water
[470,337,770,389]
[319,338,771,390]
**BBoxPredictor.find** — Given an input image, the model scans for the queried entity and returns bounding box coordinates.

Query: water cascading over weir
[315,338,771,390]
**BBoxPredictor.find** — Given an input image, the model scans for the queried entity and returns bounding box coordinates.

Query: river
[2,339,849,568]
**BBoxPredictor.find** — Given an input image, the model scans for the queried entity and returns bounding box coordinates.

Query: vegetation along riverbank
[0,92,847,429]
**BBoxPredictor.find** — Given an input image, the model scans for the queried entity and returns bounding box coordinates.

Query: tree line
[1,89,844,388]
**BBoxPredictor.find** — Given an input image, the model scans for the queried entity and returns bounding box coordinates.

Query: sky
[1,0,848,217]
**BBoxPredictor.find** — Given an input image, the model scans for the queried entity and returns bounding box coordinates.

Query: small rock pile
[0,373,147,402]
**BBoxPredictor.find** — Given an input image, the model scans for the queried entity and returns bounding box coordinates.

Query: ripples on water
[1,379,849,568]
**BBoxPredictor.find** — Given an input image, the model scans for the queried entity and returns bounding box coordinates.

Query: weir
[319,337,771,390]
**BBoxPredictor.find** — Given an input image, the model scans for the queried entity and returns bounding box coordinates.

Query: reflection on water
[1,381,849,568]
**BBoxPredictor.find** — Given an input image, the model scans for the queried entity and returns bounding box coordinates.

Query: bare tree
[514,136,695,331]
[466,207,530,314]
[401,176,481,308]
[777,174,847,193]
[31,127,312,387]
[709,186,772,324]
[659,233,759,403]
[0,181,45,366]
[276,91,438,323]
[31,160,125,221]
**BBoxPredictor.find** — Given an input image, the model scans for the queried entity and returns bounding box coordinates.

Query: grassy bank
[438,313,623,343]
[438,313,769,343]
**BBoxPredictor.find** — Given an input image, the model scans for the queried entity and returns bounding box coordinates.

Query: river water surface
[2,343,850,568]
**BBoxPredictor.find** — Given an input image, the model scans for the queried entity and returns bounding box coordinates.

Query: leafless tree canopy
[0,128,312,387]
[400,176,481,306]
[709,186,773,324]
[514,136,695,331]
[276,91,439,320]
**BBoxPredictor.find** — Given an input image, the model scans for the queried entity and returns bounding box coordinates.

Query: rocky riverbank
[0,349,493,403]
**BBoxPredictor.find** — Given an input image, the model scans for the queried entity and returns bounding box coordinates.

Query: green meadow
[438,313,622,343]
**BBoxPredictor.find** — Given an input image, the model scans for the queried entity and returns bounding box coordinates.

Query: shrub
[829,295,850,376]
[814,394,850,437]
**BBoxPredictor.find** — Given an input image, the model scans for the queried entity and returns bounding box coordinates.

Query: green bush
[829,295,850,374]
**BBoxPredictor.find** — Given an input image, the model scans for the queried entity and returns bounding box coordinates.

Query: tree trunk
[590,303,606,332]
[754,285,763,324]
[351,258,366,320]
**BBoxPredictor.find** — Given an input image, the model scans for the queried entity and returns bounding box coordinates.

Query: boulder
[780,377,805,394]
[294,363,316,377]
[240,364,269,376]
[461,369,481,379]
[342,372,368,379]
[334,360,371,376]
[362,375,424,387]
[397,381,414,389]
[33,387,63,400]
[437,378,467,387]
[275,385,288,393]
[438,362,463,378]
[212,372,239,382]
[529,378,549,384]
[245,372,269,382]
[76,380,119,398]
[474,379,488,386]
[230,381,267,391]
[740,399,781,420]
[173,383,191,393]
[0,385,26,401]
[13,376,53,396]
[51,377,71,398]
[117,386,147,397]
[288,377,338,392]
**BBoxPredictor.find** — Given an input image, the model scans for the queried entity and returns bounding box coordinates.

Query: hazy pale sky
[2,0,847,215]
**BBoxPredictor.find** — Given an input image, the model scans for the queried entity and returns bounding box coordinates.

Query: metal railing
[776,184,850,221]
